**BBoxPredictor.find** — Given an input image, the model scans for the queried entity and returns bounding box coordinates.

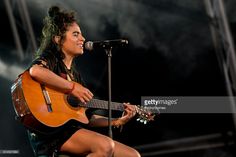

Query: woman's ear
[53,36,61,44]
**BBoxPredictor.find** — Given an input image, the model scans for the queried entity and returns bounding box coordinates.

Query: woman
[28,5,140,157]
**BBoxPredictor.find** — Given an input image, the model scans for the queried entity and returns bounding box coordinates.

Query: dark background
[0,0,236,156]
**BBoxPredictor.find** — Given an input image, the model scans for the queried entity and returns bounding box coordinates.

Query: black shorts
[27,123,82,157]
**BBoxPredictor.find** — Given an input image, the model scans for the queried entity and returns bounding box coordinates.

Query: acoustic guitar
[11,71,154,133]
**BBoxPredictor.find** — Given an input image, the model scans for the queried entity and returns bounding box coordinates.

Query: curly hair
[36,6,78,59]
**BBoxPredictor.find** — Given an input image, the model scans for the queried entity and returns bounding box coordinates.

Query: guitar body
[11,71,154,133]
[11,71,89,133]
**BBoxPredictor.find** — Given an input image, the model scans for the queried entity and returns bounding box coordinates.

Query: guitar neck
[78,98,124,111]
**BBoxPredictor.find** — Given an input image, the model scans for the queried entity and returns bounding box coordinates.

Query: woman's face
[61,22,85,57]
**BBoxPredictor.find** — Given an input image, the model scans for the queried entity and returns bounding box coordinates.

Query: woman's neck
[63,55,74,70]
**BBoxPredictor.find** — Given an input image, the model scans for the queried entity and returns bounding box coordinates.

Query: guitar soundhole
[67,95,80,107]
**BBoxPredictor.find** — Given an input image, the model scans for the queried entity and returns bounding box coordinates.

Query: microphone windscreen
[84,41,93,51]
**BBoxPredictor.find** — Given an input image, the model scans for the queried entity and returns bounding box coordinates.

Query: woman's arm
[30,64,73,92]
[88,103,137,127]
[29,64,93,103]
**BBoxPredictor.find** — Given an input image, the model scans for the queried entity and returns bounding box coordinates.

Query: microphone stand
[85,39,128,138]
[105,46,113,139]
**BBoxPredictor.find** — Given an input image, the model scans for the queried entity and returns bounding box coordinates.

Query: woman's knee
[128,148,141,157]
[134,149,141,157]
[96,137,115,156]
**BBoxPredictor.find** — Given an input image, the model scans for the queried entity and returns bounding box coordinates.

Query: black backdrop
[0,0,236,156]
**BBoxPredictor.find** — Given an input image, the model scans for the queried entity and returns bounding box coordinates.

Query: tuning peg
[136,118,140,121]
[144,120,147,125]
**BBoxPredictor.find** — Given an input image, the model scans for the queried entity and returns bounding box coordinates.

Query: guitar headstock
[136,105,157,124]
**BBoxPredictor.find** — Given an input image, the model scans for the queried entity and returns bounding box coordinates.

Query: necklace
[62,62,75,81]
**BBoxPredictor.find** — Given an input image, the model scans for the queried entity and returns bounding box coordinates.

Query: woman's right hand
[70,82,93,104]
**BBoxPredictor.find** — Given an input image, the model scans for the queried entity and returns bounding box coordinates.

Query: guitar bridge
[41,85,52,112]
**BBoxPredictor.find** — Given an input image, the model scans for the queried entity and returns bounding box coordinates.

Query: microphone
[84,39,128,51]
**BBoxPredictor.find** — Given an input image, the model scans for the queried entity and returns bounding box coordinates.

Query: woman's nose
[80,35,85,42]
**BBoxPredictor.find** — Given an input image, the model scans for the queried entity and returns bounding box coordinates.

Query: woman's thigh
[60,128,140,157]
[60,128,114,155]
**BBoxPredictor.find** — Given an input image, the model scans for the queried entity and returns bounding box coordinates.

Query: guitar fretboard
[80,99,124,111]
[68,97,124,111]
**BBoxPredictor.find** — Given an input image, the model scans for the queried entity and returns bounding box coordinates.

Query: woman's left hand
[114,103,137,126]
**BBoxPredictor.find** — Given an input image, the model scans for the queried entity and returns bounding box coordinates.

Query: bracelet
[66,82,75,94]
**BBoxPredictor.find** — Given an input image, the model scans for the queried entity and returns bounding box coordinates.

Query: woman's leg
[113,140,141,157]
[59,128,140,157]
[60,128,115,157]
